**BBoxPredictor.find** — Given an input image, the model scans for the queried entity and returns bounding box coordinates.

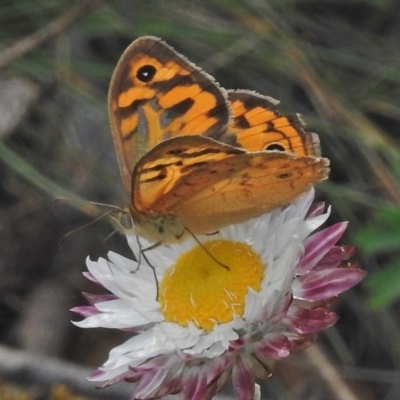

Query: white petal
[72,309,151,329]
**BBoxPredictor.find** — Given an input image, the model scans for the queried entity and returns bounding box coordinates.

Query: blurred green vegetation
[1,0,400,399]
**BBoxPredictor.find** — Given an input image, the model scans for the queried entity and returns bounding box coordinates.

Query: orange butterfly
[108,36,329,243]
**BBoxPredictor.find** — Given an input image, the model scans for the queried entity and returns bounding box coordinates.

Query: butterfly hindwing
[223,90,320,157]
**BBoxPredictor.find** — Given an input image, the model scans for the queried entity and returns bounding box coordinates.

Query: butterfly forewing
[132,135,329,235]
[109,36,231,191]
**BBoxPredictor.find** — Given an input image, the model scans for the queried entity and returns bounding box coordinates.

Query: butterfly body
[126,206,186,243]
[108,36,329,243]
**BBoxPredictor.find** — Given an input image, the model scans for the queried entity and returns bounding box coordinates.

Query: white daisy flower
[72,190,366,400]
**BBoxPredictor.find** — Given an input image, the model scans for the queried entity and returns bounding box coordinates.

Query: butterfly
[108,36,329,243]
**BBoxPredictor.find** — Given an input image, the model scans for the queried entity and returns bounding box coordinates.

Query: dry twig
[0,345,131,400]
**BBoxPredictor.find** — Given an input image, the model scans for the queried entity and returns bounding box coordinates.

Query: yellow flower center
[159,239,264,331]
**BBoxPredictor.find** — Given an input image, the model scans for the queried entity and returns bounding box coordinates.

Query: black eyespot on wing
[266,143,286,152]
[137,65,157,82]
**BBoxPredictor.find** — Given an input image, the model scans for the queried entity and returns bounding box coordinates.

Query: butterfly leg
[135,236,161,300]
[185,228,230,271]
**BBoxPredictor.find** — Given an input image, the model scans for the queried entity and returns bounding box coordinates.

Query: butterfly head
[111,206,187,244]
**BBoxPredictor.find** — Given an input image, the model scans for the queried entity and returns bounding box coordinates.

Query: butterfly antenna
[103,228,119,243]
[135,236,160,300]
[55,196,127,214]
[59,211,115,248]
[185,228,230,271]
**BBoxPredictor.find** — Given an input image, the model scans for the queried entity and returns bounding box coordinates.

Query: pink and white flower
[72,190,365,400]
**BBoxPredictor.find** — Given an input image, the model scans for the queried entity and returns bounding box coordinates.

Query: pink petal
[314,246,356,270]
[82,292,117,305]
[232,357,255,400]
[297,222,348,274]
[254,333,292,360]
[155,375,182,399]
[229,336,247,352]
[285,306,338,333]
[206,355,233,387]
[70,306,99,317]
[293,268,367,301]
[307,202,326,218]
[133,368,169,399]
[89,368,105,379]
[131,354,176,373]
[133,357,185,399]
[182,368,209,400]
